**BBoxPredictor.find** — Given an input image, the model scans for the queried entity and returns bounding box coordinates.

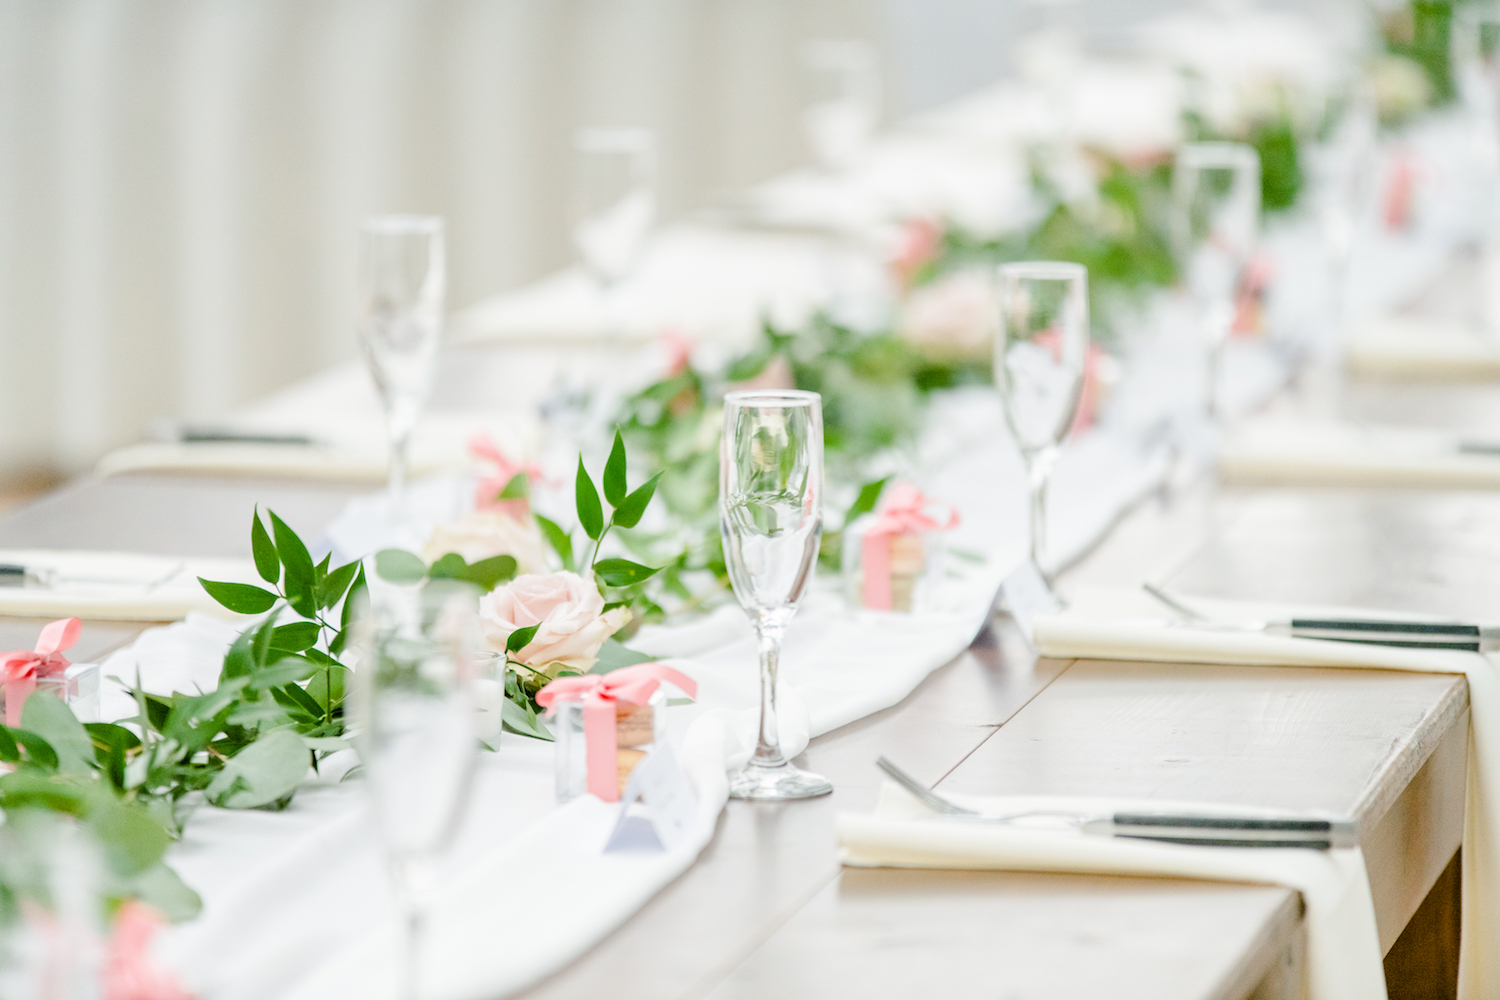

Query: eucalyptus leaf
[250,507,279,585]
[299,736,351,752]
[316,560,361,611]
[269,622,319,653]
[845,477,890,523]
[221,626,256,681]
[87,792,170,876]
[506,623,541,654]
[500,698,553,741]
[206,729,310,809]
[269,510,317,618]
[120,861,202,922]
[249,607,282,671]
[375,549,426,584]
[603,429,628,506]
[498,472,530,501]
[593,557,660,588]
[463,555,517,591]
[427,553,468,580]
[305,664,349,712]
[535,515,574,571]
[611,472,662,529]
[275,682,325,719]
[20,693,95,776]
[576,457,604,540]
[589,638,655,674]
[3,728,58,772]
[198,579,278,615]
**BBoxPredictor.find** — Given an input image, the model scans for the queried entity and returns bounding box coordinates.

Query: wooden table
[0,382,1481,1000]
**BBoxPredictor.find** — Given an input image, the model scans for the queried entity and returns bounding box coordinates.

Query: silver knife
[876,758,1358,849]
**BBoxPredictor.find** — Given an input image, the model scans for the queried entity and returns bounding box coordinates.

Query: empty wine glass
[1171,142,1260,423]
[355,579,481,1000]
[801,39,880,172]
[719,390,831,800]
[357,216,446,536]
[572,127,657,292]
[995,262,1089,578]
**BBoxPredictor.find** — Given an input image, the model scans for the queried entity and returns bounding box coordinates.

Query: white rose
[422,509,550,575]
[898,271,998,362]
[478,571,631,672]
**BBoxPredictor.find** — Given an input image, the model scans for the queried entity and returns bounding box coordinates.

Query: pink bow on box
[0,617,81,726]
[537,663,697,803]
[469,433,551,518]
[862,484,959,611]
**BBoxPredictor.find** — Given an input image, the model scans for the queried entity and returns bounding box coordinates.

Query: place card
[1001,559,1061,645]
[604,744,698,853]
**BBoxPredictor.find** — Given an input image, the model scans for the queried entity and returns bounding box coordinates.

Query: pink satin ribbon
[469,433,551,517]
[861,484,959,611]
[0,617,81,726]
[537,663,698,802]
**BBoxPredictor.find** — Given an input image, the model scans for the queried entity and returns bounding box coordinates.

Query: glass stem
[751,619,787,768]
[1026,451,1051,576]
[392,857,429,1000]
[388,424,411,516]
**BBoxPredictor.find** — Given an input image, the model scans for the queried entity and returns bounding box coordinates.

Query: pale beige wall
[0,0,886,474]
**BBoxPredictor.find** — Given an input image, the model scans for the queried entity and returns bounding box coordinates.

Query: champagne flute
[355,579,481,1000]
[719,390,832,800]
[356,216,446,537]
[1171,143,1260,423]
[801,39,880,172]
[572,127,656,293]
[995,262,1089,579]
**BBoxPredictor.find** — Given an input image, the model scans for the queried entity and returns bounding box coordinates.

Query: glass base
[729,760,833,800]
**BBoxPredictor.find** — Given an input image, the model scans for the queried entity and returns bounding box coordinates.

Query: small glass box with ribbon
[538,663,697,804]
[842,483,958,613]
[0,617,101,725]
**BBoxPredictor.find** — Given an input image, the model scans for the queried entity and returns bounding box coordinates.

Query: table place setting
[0,549,260,622]
[837,778,1385,1000]
[1020,585,1500,1000]
[1217,418,1500,490]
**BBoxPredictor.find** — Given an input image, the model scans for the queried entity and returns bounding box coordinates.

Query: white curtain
[0,0,889,474]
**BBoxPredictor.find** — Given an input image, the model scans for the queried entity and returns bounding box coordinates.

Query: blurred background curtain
[0,0,1193,479]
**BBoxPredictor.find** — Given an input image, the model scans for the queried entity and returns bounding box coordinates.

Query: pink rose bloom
[103,902,193,1000]
[479,571,631,672]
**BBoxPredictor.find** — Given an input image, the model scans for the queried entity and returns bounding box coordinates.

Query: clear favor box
[842,513,946,613]
[1,663,101,725]
[553,688,666,803]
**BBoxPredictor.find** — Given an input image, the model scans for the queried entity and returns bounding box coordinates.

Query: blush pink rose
[479,571,630,672]
[103,902,193,1000]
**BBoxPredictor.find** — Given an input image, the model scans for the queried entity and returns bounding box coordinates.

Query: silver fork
[873,756,1358,849]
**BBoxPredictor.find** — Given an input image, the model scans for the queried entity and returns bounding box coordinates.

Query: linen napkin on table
[1030,587,1500,1000]
[1345,317,1500,381]
[0,550,257,622]
[1218,418,1500,489]
[96,409,526,485]
[839,783,1383,1000]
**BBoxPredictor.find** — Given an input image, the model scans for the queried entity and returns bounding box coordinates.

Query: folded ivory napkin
[1346,317,1500,380]
[839,784,1382,1000]
[1025,587,1500,1000]
[96,409,528,485]
[0,550,256,622]
[1218,418,1500,489]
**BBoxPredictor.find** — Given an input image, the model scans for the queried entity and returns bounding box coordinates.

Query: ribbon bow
[537,663,697,802]
[0,617,81,726]
[469,434,552,517]
[862,484,959,611]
